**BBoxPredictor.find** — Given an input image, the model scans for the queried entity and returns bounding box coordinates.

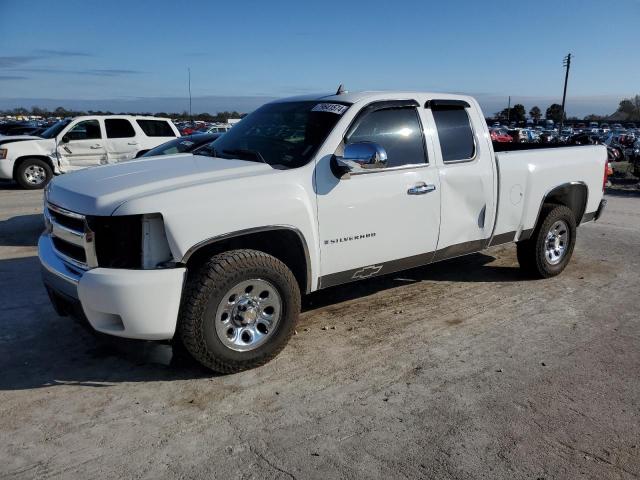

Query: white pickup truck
[39,91,608,373]
[0,115,179,189]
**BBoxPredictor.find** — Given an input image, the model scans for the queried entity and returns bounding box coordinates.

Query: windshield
[40,119,71,139]
[197,101,349,168]
[143,135,215,157]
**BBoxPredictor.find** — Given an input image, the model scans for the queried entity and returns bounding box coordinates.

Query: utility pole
[188,68,192,124]
[560,53,571,132]
[507,96,511,124]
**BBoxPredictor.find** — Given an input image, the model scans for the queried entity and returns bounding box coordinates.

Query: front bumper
[39,234,186,340]
[0,159,15,180]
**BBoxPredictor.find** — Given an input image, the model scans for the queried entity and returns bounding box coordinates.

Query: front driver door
[316,101,441,288]
[57,119,107,171]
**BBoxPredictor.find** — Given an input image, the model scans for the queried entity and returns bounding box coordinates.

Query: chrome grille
[45,203,98,270]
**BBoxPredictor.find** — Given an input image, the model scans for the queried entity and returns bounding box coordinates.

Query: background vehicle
[196,123,233,134]
[139,133,222,158]
[39,91,607,373]
[632,138,640,177]
[0,115,179,188]
[490,128,513,142]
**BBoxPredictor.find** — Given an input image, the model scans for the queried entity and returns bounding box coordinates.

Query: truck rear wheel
[516,204,577,278]
[15,158,52,189]
[178,249,301,373]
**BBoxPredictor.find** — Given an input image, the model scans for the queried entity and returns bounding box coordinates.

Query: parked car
[632,138,640,177]
[39,91,607,373]
[0,115,180,188]
[197,123,233,134]
[490,128,513,142]
[139,133,222,158]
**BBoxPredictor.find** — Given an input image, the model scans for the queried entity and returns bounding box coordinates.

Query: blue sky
[1,0,639,116]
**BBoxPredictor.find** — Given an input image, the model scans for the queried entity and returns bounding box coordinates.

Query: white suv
[0,115,180,188]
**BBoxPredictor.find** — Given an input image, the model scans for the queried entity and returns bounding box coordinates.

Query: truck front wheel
[516,204,577,278]
[178,249,301,373]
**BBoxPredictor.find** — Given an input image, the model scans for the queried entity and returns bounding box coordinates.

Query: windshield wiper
[222,148,267,164]
[194,144,219,158]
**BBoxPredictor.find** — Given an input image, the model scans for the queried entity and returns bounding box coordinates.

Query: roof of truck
[271,91,476,105]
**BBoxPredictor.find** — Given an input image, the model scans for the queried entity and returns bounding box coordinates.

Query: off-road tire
[178,249,300,373]
[516,204,577,278]
[15,158,52,189]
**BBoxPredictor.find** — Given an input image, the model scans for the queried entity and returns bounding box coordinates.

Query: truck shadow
[0,180,20,190]
[0,250,523,391]
[0,214,43,247]
[0,256,212,391]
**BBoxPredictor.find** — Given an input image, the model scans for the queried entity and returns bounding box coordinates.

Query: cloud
[34,49,92,57]
[81,69,143,77]
[10,67,143,77]
[0,75,28,80]
[0,56,40,68]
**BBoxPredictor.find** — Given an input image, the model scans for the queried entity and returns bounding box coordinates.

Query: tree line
[4,94,640,124]
[495,94,640,124]
[0,106,245,123]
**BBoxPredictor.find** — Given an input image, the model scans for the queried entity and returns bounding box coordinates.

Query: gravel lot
[1,183,639,479]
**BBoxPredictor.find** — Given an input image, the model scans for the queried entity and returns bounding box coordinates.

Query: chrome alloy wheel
[214,278,282,352]
[545,219,569,265]
[24,165,46,185]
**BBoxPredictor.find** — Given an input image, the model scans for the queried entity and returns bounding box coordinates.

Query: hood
[0,135,44,147]
[47,153,274,215]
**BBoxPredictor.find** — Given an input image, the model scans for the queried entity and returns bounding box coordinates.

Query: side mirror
[61,135,70,143]
[334,142,388,175]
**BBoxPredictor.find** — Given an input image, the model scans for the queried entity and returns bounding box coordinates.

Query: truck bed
[491,144,607,243]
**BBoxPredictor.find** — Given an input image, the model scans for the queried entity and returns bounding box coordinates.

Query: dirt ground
[0,182,639,480]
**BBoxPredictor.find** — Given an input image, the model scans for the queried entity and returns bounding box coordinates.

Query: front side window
[346,107,427,168]
[136,120,175,137]
[105,119,135,138]
[66,120,101,141]
[201,101,348,169]
[432,107,475,162]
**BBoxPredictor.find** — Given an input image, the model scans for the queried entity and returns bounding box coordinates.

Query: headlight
[86,213,173,269]
[0,148,7,159]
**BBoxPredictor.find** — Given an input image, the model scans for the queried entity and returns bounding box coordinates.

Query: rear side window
[105,119,135,138]
[346,107,427,168]
[432,107,475,162]
[136,120,176,137]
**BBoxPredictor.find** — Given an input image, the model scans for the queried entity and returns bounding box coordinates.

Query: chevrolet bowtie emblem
[352,265,383,279]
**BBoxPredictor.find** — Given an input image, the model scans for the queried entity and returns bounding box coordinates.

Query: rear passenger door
[104,118,139,162]
[426,100,496,259]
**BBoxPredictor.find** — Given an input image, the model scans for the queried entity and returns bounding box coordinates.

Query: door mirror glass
[61,135,70,143]
[336,142,388,172]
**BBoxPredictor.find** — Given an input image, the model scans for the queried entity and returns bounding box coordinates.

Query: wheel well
[183,229,310,293]
[13,156,55,178]
[542,182,588,225]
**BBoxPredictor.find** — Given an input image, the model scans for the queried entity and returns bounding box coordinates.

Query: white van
[0,115,180,188]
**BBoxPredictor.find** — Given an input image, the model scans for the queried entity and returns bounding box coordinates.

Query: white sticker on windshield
[312,103,348,115]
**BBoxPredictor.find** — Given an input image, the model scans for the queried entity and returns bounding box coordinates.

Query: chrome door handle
[407,183,436,195]
[90,145,102,149]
